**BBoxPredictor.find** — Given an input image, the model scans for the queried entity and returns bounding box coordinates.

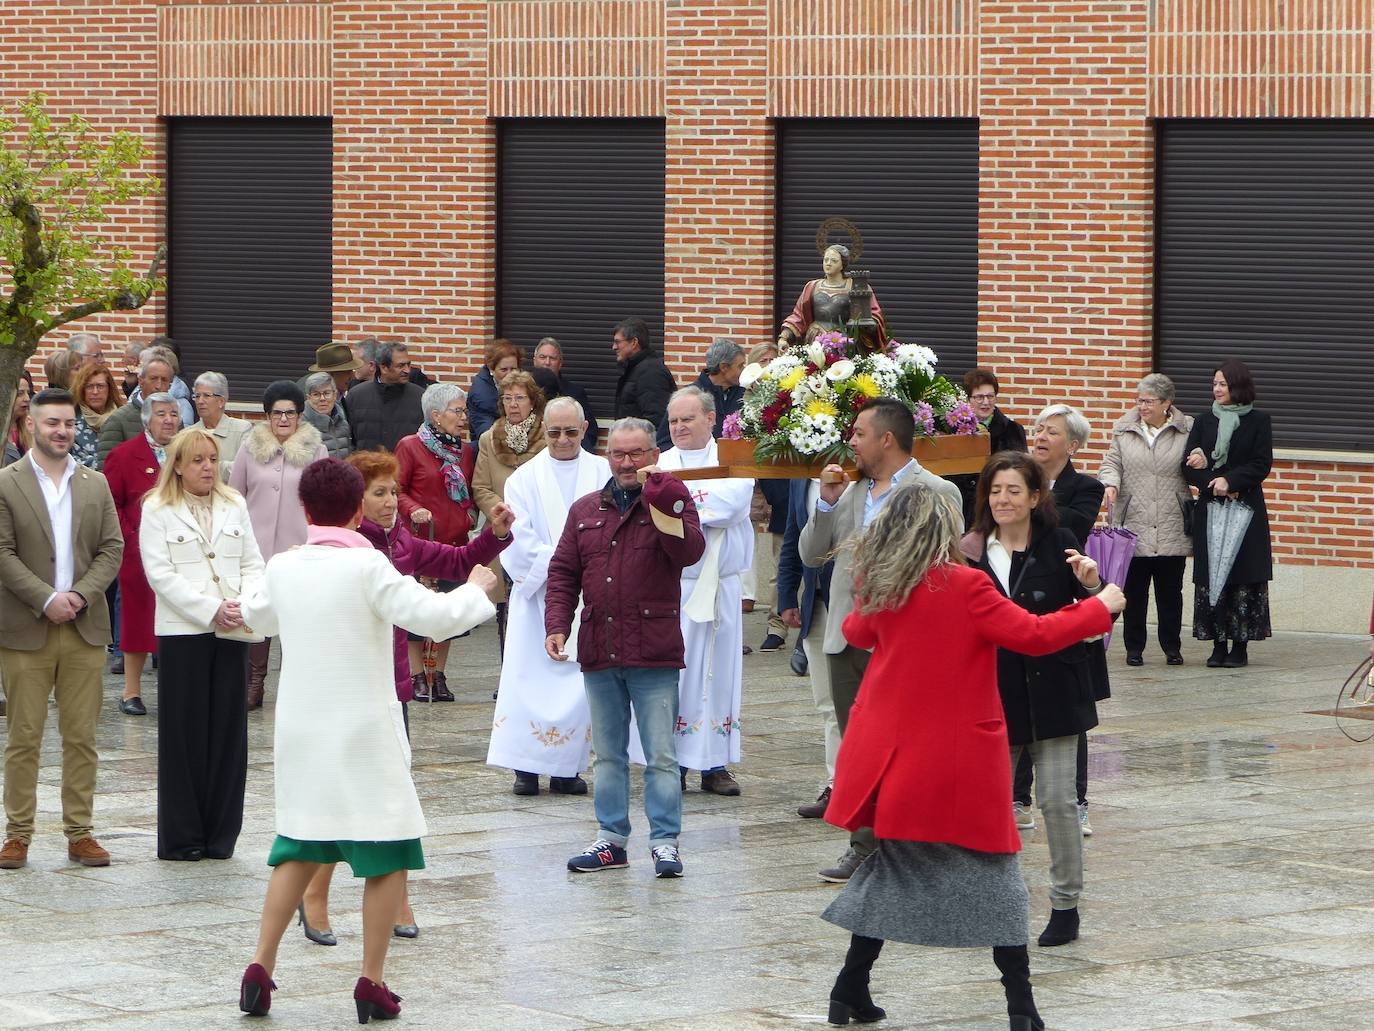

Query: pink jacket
[228,422,328,560]
[356,517,511,701]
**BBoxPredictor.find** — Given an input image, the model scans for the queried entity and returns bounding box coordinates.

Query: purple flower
[913,402,936,437]
[943,401,980,435]
[721,410,744,440]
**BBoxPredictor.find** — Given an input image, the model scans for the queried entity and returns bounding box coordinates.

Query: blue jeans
[583,667,681,848]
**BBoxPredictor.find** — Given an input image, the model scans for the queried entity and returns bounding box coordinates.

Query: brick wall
[6,0,1372,573]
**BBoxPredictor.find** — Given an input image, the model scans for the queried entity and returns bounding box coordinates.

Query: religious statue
[777,219,887,351]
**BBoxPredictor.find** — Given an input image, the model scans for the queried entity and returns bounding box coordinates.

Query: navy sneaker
[651,844,683,878]
[759,633,786,652]
[567,839,628,872]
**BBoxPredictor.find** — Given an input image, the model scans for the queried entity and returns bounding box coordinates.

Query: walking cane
[418,520,440,702]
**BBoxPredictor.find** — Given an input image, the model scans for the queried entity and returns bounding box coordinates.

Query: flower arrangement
[726,331,976,465]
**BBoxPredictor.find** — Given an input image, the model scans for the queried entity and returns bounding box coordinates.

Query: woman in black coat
[955,368,1029,528]
[1182,359,1273,669]
[961,451,1108,952]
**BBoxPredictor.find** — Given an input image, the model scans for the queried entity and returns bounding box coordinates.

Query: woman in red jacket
[820,485,1124,1031]
[395,383,479,701]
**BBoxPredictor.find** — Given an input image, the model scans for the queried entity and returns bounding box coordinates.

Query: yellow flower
[806,398,839,419]
[779,368,805,392]
[853,373,882,397]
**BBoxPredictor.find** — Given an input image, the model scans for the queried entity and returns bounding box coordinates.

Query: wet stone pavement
[1,618,1374,1030]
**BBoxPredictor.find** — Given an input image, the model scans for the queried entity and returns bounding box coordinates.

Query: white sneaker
[1078,803,1093,837]
[1013,801,1035,830]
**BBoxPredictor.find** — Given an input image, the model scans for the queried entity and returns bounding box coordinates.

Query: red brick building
[8,0,1372,630]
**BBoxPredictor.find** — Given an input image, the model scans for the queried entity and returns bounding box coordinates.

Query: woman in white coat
[237,458,497,1024]
[141,427,266,862]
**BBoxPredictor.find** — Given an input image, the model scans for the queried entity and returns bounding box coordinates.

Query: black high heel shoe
[828,934,886,1025]
[354,977,401,1023]
[827,996,886,1025]
[298,901,337,946]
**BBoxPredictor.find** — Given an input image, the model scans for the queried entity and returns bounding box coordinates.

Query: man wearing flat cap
[544,417,705,879]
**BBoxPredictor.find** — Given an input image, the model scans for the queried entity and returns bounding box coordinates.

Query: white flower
[787,413,842,456]
[825,359,856,382]
[738,362,765,390]
[895,344,938,375]
[805,341,826,368]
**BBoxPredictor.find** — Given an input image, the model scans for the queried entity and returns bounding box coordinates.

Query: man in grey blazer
[0,388,123,870]
[799,398,963,882]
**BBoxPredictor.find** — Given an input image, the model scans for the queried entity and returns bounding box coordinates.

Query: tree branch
[3,196,48,321]
[47,243,166,331]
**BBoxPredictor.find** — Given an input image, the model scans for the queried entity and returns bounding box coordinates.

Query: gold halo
[814,218,864,260]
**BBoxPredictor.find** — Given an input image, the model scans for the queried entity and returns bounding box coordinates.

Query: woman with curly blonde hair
[818,482,1124,1031]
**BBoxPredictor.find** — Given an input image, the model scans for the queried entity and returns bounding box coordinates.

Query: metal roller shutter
[497,120,665,419]
[168,118,332,402]
[775,119,979,379]
[1156,120,1374,451]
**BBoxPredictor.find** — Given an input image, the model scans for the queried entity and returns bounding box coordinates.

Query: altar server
[487,397,610,796]
[633,386,754,795]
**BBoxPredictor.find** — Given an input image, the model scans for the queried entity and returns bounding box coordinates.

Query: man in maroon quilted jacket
[545,417,705,878]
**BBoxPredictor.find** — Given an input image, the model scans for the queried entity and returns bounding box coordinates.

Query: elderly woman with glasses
[302,372,353,459]
[394,382,480,702]
[954,368,1028,528]
[1098,374,1194,667]
[229,381,328,710]
[190,372,252,481]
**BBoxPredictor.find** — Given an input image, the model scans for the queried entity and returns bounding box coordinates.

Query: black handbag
[1179,495,1199,536]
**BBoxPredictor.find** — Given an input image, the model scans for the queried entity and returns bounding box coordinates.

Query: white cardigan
[240,544,496,842]
[139,494,266,636]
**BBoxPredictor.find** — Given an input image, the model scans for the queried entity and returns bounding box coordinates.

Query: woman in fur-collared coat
[228,381,328,708]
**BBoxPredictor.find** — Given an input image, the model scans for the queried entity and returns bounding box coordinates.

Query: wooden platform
[672,434,991,481]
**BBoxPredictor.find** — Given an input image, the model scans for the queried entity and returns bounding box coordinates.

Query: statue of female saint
[777,244,887,349]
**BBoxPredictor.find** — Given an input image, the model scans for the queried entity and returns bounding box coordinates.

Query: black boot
[828,934,886,1025]
[993,945,1044,1030]
[1222,640,1248,668]
[1036,907,1079,947]
[1206,639,1229,668]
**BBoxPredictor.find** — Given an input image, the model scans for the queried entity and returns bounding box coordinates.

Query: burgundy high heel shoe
[239,963,276,1016]
[353,977,401,1023]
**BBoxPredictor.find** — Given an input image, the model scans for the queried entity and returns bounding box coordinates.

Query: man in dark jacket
[534,337,597,452]
[655,337,745,449]
[343,342,425,452]
[611,318,676,429]
[545,417,705,878]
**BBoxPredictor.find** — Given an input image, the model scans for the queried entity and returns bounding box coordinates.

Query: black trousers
[1014,732,1088,808]
[1122,555,1186,655]
[157,634,249,860]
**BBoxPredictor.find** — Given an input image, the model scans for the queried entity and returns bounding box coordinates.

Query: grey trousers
[802,600,839,784]
[1010,735,1082,910]
[827,645,875,856]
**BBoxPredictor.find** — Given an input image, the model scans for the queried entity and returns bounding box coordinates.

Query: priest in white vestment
[487,397,611,795]
[631,386,754,795]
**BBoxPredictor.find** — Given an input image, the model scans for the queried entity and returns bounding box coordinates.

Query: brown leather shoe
[700,769,742,796]
[0,838,28,869]
[67,836,111,867]
[797,785,832,819]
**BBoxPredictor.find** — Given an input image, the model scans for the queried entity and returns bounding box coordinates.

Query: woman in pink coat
[819,485,1124,1031]
[228,381,327,709]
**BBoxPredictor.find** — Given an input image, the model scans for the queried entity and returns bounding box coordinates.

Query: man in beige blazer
[0,387,123,870]
[799,398,963,883]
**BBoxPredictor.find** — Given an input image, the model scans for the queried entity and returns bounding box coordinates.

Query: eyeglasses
[269,409,299,420]
[1136,397,1163,406]
[608,448,653,463]
[546,427,581,439]
[970,393,997,403]
[501,394,529,405]
[307,389,335,400]
[442,406,467,418]
[192,392,223,401]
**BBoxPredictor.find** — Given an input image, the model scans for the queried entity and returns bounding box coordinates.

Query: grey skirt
[822,840,1029,948]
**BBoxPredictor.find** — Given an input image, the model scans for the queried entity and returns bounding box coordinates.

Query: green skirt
[267,835,425,878]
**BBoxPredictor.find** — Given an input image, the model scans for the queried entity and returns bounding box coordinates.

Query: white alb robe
[630,440,754,771]
[486,448,611,776]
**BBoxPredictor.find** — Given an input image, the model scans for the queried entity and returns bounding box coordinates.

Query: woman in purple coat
[294,448,513,945]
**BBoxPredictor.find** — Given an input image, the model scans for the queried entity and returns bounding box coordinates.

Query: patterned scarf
[418,423,472,507]
[503,411,539,455]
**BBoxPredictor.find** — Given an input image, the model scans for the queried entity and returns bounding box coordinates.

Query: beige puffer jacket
[1097,406,1194,558]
